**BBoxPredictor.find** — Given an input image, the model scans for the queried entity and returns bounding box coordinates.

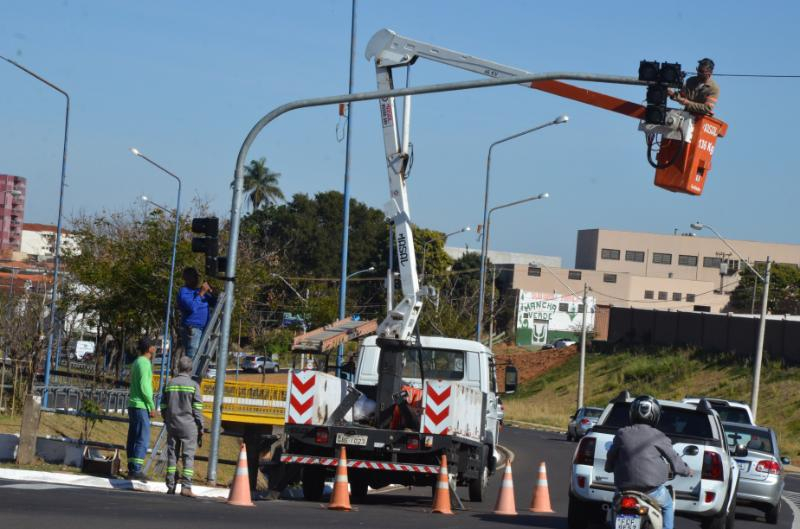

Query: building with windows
[0,174,26,254]
[507,228,800,345]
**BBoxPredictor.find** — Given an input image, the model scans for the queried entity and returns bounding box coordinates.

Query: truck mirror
[733,444,748,457]
[781,456,791,465]
[504,366,518,394]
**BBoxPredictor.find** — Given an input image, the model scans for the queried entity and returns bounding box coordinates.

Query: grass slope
[503,348,800,459]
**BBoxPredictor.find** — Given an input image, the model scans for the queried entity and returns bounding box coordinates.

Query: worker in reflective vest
[669,58,719,115]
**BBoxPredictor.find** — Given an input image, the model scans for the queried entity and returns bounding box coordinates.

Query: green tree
[730,262,800,314]
[243,157,284,211]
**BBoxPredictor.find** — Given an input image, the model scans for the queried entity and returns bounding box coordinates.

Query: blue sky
[1,1,798,267]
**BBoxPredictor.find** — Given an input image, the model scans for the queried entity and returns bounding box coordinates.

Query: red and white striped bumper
[280,454,440,474]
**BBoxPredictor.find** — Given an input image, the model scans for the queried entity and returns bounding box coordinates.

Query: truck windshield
[602,403,714,439]
[401,348,465,380]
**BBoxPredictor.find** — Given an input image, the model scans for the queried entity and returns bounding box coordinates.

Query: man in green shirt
[126,336,155,480]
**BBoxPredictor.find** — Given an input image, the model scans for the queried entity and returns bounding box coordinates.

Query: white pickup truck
[277,335,513,502]
[569,393,740,529]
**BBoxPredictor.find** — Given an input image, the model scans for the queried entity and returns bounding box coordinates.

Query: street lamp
[130,148,182,396]
[690,222,771,420]
[531,260,591,409]
[336,266,375,374]
[140,195,170,214]
[477,115,568,342]
[421,226,470,282]
[476,192,549,341]
[2,55,70,408]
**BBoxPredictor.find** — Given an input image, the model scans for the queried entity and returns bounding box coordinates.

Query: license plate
[335,433,368,446]
[615,514,641,529]
[736,460,750,473]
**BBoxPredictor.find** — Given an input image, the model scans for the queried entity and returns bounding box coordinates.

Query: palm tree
[241,158,284,211]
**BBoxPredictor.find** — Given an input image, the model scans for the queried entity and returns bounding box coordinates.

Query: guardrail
[33,385,131,414]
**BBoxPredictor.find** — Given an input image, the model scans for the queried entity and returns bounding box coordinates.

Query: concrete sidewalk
[0,467,230,498]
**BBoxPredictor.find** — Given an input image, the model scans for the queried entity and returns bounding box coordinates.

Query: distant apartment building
[507,228,800,345]
[0,174,26,253]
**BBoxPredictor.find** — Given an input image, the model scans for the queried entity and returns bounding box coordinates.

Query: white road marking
[783,492,800,529]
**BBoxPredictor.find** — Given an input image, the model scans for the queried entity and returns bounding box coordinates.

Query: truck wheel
[568,493,590,529]
[258,366,264,374]
[301,467,325,501]
[469,465,488,502]
[350,475,369,501]
[765,501,780,524]
[273,365,280,373]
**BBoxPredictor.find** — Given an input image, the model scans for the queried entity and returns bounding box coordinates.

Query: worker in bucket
[160,355,204,497]
[668,58,719,115]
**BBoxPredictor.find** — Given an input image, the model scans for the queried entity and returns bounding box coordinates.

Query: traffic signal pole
[209,70,650,482]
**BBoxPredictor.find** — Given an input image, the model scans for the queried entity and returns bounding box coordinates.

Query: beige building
[510,228,800,314]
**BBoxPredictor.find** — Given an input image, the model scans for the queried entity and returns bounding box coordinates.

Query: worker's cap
[177,356,193,374]
[697,58,715,71]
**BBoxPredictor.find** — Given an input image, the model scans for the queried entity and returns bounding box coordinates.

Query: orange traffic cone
[529,461,554,513]
[493,461,517,515]
[227,443,254,507]
[328,446,351,511]
[431,454,453,515]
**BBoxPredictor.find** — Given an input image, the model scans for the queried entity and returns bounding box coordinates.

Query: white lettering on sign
[380,98,394,128]
[702,123,718,136]
[697,139,715,155]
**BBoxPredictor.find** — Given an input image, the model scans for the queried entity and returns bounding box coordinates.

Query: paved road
[0,427,795,529]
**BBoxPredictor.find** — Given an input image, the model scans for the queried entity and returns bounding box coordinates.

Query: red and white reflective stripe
[286,371,316,425]
[280,454,440,474]
[421,381,451,435]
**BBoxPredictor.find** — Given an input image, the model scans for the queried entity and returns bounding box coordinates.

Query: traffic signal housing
[639,60,684,125]
[191,217,221,277]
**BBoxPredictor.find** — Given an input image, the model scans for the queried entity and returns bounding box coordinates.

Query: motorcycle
[607,489,669,529]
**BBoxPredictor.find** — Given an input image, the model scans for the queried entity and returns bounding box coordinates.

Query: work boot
[128,471,148,482]
[180,486,197,498]
[166,485,176,495]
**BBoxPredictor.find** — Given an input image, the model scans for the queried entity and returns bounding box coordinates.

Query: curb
[0,468,230,498]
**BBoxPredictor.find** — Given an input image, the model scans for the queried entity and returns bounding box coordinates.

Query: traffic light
[639,60,684,125]
[645,84,669,125]
[191,217,220,277]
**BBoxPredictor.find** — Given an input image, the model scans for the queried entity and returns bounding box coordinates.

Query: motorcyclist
[605,396,693,529]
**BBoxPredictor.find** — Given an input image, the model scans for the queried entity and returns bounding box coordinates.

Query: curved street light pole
[477,193,549,342]
[131,148,182,397]
[421,226,470,283]
[476,116,568,342]
[208,69,647,482]
[690,222,771,420]
[2,55,70,408]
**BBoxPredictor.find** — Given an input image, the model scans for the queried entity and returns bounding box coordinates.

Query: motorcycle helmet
[629,395,661,426]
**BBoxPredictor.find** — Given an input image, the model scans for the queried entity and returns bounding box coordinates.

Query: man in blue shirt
[177,267,214,359]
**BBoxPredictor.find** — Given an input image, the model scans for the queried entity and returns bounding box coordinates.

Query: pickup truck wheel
[257,366,264,374]
[568,493,590,529]
[350,475,369,501]
[765,501,780,524]
[301,467,325,501]
[468,465,488,502]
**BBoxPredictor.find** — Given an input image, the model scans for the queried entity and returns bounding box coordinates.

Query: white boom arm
[372,58,423,342]
[367,29,536,343]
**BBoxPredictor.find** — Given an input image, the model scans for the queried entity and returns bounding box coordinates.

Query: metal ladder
[143,294,225,477]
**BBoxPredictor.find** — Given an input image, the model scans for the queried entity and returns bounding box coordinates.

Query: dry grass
[503,348,800,460]
[0,411,247,485]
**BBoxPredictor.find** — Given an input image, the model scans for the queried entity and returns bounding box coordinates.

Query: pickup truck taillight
[574,437,596,465]
[702,451,723,481]
[755,460,781,474]
[314,428,329,444]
